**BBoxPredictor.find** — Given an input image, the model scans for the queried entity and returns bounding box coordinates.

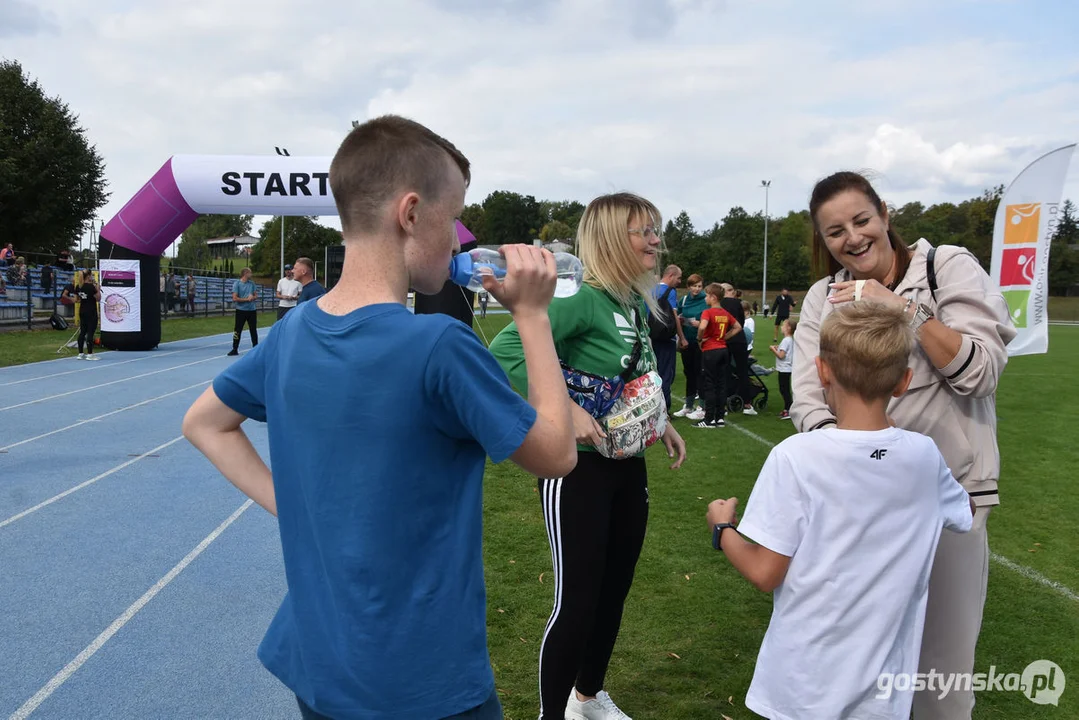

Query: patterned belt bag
[594,370,668,459]
[561,337,668,460]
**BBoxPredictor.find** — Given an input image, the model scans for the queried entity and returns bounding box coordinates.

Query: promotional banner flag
[989,144,1076,356]
[99,259,142,333]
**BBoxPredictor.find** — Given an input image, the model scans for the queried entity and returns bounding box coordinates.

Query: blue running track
[0,332,296,719]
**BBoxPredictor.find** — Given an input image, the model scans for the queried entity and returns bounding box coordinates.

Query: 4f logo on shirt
[870,449,888,460]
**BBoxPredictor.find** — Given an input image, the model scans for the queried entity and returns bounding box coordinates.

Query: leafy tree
[249,216,341,276]
[482,191,544,244]
[663,211,697,252]
[768,211,812,290]
[0,60,108,256]
[175,214,253,270]
[713,207,764,288]
[1048,199,1079,295]
[540,220,574,242]
[541,200,585,235]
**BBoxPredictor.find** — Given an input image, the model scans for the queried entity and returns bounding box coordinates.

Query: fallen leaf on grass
[520,637,528,643]
[685,574,691,580]
[728,695,734,704]
[722,715,734,720]
[539,572,545,583]
[509,560,516,564]
[667,652,681,660]
[1035,542,1042,546]
[497,608,505,614]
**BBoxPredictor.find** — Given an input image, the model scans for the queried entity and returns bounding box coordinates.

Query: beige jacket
[791,239,1017,507]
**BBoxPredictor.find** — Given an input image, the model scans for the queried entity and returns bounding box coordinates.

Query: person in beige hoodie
[792,171,1016,720]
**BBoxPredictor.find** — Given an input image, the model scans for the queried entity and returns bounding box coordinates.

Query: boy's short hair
[819,302,914,400]
[785,318,798,334]
[705,282,724,299]
[330,115,471,236]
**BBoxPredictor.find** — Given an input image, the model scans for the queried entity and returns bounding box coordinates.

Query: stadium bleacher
[0,267,279,325]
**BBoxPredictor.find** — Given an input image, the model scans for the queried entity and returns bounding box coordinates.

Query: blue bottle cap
[449,252,474,288]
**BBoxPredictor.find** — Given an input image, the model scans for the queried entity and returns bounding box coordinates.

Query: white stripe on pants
[538,477,564,719]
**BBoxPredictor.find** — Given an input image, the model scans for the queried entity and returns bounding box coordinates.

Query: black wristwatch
[712,522,736,551]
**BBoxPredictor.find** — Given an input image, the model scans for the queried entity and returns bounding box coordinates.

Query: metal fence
[0,262,281,330]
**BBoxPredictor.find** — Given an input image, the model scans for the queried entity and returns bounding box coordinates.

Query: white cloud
[3,0,1077,253]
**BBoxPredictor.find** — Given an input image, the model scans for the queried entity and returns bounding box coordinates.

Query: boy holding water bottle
[183,115,575,720]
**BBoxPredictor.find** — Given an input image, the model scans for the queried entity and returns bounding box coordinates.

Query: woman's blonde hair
[575,192,664,316]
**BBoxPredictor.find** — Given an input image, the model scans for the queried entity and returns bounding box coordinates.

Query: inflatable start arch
[99,155,476,351]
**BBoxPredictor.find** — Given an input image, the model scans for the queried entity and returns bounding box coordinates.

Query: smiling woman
[489,192,687,720]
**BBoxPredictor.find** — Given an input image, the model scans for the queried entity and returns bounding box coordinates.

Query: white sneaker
[566,689,632,720]
[77,353,85,360]
[742,407,758,416]
[672,406,690,418]
[84,354,99,361]
[687,408,705,421]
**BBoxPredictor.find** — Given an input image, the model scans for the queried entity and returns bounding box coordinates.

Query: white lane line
[0,342,228,388]
[0,437,186,530]
[0,382,210,452]
[7,499,253,720]
[0,353,235,412]
[989,552,1079,603]
[725,422,1079,604]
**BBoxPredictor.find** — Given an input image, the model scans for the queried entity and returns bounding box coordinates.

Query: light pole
[761,180,771,313]
[276,146,291,279]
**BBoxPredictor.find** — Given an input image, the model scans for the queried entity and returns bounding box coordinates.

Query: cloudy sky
[4,0,1078,254]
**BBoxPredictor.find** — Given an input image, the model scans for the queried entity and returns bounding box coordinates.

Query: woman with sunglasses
[491,193,686,720]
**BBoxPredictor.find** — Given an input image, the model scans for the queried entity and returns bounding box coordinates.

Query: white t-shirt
[738,427,972,720]
[277,278,303,308]
[775,336,794,373]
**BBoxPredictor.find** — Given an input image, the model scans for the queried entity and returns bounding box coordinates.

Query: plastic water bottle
[449,248,584,298]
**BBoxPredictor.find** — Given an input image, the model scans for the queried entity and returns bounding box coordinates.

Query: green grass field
[470,316,1079,720]
[0,312,279,368]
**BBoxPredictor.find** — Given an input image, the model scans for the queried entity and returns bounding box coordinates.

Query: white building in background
[205,235,259,259]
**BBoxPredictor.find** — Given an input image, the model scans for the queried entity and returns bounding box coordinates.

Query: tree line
[173,191,1079,294]
[456,190,1079,294]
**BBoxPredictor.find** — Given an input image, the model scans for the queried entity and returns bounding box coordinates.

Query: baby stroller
[727,353,770,413]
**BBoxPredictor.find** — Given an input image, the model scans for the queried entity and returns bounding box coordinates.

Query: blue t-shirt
[298,280,326,303]
[653,283,677,309]
[213,302,536,719]
[233,279,257,311]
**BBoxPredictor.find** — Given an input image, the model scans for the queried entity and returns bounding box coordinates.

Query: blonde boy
[707,302,974,719]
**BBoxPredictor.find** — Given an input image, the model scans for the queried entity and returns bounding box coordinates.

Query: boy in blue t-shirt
[183,116,576,720]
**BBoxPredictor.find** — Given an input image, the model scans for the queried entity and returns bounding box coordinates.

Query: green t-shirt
[678,291,708,342]
[489,284,658,452]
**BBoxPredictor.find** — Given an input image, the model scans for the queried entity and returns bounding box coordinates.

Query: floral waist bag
[560,309,668,459]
